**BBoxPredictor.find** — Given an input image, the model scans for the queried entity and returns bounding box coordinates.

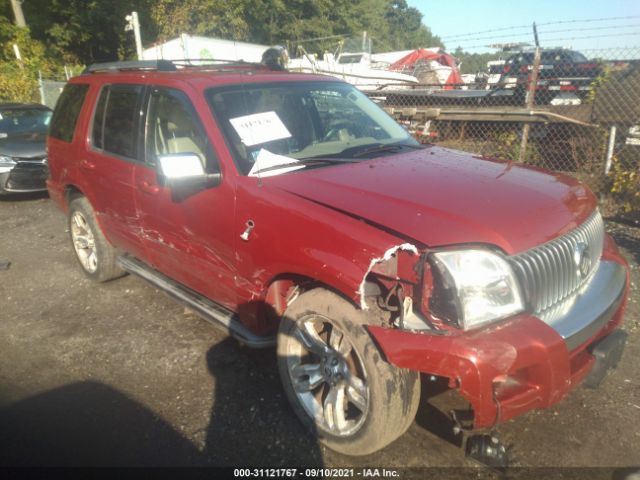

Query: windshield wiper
[351,142,425,158]
[252,157,357,175]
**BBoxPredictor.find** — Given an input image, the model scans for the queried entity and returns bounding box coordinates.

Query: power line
[441,15,640,40]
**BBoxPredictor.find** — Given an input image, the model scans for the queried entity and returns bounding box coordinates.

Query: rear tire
[68,196,124,282]
[277,288,420,455]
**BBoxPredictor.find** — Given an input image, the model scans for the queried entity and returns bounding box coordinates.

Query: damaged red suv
[47,58,629,457]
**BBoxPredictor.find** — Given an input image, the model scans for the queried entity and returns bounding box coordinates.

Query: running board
[117,256,276,348]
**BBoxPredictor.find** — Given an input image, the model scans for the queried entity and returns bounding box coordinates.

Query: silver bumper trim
[540,260,626,351]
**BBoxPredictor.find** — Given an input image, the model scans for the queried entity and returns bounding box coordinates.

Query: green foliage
[0,0,446,102]
[0,13,59,102]
[585,64,611,104]
[12,0,444,65]
[145,0,444,54]
[610,160,640,215]
[452,47,503,74]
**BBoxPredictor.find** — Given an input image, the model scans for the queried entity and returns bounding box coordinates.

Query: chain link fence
[37,70,68,109]
[39,78,66,109]
[365,46,640,219]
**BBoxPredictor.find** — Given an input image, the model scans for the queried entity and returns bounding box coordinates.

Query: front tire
[277,289,420,456]
[68,196,123,282]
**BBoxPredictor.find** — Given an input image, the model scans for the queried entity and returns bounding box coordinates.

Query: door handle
[79,159,96,171]
[138,180,160,195]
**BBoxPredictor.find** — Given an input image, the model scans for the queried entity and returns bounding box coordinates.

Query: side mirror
[159,153,206,178]
[157,153,221,200]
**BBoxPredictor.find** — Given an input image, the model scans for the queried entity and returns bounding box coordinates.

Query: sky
[407,0,640,55]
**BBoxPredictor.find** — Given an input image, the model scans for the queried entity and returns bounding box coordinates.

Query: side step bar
[117,256,276,348]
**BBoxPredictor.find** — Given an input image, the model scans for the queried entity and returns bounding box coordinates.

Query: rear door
[85,83,147,259]
[133,86,238,309]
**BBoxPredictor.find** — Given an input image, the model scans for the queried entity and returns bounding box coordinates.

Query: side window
[92,88,108,149]
[49,83,89,142]
[145,88,216,171]
[92,84,142,159]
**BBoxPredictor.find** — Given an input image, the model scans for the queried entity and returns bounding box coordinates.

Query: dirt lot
[0,193,639,472]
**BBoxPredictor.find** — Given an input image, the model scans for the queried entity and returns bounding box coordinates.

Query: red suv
[47,59,630,457]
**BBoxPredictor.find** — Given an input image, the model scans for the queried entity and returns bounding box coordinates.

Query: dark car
[0,103,52,195]
[500,48,602,104]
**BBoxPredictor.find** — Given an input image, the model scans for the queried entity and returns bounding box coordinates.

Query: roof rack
[170,58,264,68]
[82,60,177,74]
[82,57,286,75]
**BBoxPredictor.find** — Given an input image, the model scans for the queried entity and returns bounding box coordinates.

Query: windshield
[0,108,52,137]
[206,81,417,175]
[338,54,364,64]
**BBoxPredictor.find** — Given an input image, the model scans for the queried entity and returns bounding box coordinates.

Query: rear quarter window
[92,84,143,160]
[49,83,89,142]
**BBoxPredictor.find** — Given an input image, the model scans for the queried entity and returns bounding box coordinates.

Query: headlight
[0,155,16,173]
[430,249,524,330]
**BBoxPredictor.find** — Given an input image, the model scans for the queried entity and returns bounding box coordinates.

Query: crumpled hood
[266,147,597,255]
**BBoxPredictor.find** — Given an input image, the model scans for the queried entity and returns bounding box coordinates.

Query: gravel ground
[0,194,638,473]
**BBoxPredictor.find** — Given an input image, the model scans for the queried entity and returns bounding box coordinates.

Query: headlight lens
[430,249,524,330]
[0,155,16,173]
[0,155,16,166]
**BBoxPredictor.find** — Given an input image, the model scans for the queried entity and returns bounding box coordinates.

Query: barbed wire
[453,32,640,50]
[451,26,640,45]
[441,15,640,40]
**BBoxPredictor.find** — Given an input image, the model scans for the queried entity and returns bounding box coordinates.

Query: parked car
[0,103,52,195]
[46,59,630,458]
[499,48,603,104]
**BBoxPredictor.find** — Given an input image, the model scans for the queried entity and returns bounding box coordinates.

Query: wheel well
[259,274,385,334]
[64,185,84,205]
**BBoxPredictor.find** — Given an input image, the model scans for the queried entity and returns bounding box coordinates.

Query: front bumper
[0,162,49,193]
[368,236,630,429]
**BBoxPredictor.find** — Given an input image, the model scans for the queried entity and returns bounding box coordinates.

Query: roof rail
[82,60,177,74]
[170,57,261,66]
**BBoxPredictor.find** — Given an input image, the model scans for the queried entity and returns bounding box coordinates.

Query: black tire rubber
[277,288,420,456]
[68,196,124,283]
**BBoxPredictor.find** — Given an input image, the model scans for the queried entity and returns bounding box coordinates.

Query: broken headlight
[429,249,524,330]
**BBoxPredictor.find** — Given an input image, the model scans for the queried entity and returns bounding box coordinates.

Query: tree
[452,46,502,74]
[1,0,449,66]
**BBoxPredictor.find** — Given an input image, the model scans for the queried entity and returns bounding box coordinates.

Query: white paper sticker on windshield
[229,111,291,147]
[248,149,304,178]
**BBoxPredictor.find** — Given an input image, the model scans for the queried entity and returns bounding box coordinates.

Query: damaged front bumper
[368,241,630,430]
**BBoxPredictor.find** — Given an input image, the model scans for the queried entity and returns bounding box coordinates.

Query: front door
[133,86,238,310]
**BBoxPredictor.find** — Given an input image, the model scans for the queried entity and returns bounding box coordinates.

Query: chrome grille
[508,210,604,318]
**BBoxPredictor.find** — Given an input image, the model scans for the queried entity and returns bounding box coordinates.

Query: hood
[0,133,47,159]
[266,147,597,255]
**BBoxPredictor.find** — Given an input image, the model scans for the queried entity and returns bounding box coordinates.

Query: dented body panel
[368,237,630,429]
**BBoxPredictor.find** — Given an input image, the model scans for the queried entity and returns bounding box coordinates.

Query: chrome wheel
[285,315,369,437]
[70,211,98,273]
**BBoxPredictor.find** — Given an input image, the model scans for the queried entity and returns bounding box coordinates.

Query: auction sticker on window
[229,111,292,146]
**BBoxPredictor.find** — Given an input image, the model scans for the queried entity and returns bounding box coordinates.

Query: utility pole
[10,0,27,28]
[125,11,143,60]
